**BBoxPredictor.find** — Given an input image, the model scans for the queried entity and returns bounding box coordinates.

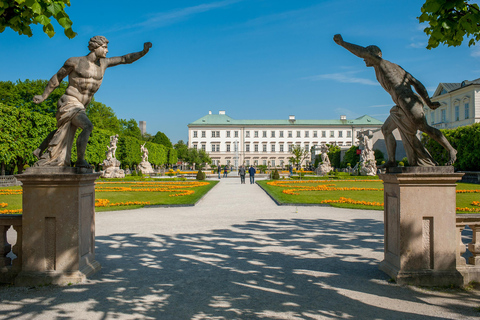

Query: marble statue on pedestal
[138,143,154,175]
[32,36,152,170]
[354,130,377,176]
[315,144,333,175]
[100,134,125,178]
[334,34,456,167]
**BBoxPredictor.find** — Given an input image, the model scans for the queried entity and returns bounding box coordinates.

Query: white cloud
[409,41,427,49]
[303,71,379,86]
[110,0,242,32]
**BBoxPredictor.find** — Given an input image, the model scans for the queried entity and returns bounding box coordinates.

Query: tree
[174,140,189,161]
[327,144,341,168]
[120,118,142,140]
[289,145,309,170]
[419,0,480,49]
[86,100,121,133]
[152,131,172,148]
[1,0,77,38]
[0,79,67,116]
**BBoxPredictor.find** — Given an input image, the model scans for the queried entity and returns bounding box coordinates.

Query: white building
[187,111,383,168]
[425,78,480,129]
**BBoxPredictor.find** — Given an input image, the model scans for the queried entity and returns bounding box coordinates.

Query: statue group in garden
[27,33,457,173]
[32,36,152,169]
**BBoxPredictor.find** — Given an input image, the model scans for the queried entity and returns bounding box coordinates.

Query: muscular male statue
[33,36,152,168]
[334,34,456,167]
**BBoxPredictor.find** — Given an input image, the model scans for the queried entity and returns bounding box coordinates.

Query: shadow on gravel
[1,218,479,319]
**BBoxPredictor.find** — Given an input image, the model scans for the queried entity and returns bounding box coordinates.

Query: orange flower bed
[95,199,151,207]
[0,189,22,195]
[320,197,383,207]
[267,181,383,195]
[456,189,480,193]
[96,181,209,197]
[0,202,22,214]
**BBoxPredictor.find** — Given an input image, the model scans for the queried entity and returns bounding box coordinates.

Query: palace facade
[425,78,480,129]
[187,111,383,168]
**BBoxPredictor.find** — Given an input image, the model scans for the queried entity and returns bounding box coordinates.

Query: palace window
[280,144,284,152]
[338,131,343,138]
[201,131,206,138]
[254,131,259,138]
[288,131,292,138]
[271,144,275,152]
[330,131,335,138]
[279,131,284,138]
[313,131,317,138]
[263,131,267,138]
[296,131,301,138]
[234,131,238,138]
[254,144,259,152]
[271,131,275,138]
[226,144,231,152]
[263,144,267,152]
[226,131,231,138]
[193,131,198,138]
[465,103,470,119]
[321,131,326,138]
[246,131,250,138]
[455,106,460,121]
[246,144,250,152]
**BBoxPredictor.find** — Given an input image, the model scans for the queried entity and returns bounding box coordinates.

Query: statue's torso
[65,57,106,106]
[374,60,413,105]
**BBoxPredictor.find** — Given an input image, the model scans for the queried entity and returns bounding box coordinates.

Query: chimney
[340,115,347,121]
[208,110,212,115]
[219,110,226,115]
[289,115,296,123]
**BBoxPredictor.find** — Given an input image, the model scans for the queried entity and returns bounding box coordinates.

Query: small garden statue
[355,130,377,176]
[32,36,152,170]
[138,143,154,175]
[315,144,333,176]
[100,134,125,178]
[334,34,456,167]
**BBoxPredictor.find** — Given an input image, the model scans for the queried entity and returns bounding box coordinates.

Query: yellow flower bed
[96,181,208,197]
[267,180,383,195]
[95,199,150,207]
[456,189,480,193]
[0,189,22,195]
[0,202,22,214]
[457,201,480,212]
[321,197,383,207]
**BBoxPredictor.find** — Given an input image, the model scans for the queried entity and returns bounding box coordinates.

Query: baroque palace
[187,111,383,168]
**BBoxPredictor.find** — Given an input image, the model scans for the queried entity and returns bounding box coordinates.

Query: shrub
[196,169,206,180]
[398,161,404,167]
[272,169,280,180]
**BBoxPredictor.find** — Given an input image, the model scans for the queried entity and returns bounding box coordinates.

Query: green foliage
[422,123,480,170]
[341,146,360,168]
[196,169,206,180]
[152,131,172,148]
[272,169,280,180]
[174,140,188,161]
[0,0,77,38]
[328,144,341,168]
[401,157,409,167]
[289,145,309,169]
[398,161,405,167]
[0,104,56,169]
[374,149,385,165]
[120,118,142,140]
[257,165,267,173]
[418,0,480,49]
[167,148,177,165]
[0,79,67,116]
[86,100,121,133]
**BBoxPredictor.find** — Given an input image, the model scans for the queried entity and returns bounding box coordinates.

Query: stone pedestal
[379,167,464,286]
[15,170,101,286]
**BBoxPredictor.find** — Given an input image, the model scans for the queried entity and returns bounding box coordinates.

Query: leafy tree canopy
[419,0,480,49]
[174,140,188,161]
[86,100,122,133]
[0,79,67,115]
[152,131,172,148]
[120,118,142,140]
[0,0,77,38]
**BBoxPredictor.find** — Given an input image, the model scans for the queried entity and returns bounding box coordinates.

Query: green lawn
[0,180,218,213]
[257,179,480,213]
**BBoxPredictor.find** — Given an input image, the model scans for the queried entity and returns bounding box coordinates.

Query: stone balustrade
[456,214,480,284]
[0,214,22,283]
[0,176,21,187]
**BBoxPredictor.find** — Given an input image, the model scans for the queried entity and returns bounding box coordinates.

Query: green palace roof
[188,113,383,127]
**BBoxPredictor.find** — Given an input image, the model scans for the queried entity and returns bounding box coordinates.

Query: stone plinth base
[379,167,464,286]
[15,171,101,286]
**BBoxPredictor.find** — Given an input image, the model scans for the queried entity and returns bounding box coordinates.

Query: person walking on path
[217,165,221,179]
[248,165,256,184]
[238,165,246,184]
[223,166,228,178]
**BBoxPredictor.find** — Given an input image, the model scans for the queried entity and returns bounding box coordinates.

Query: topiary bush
[272,169,280,180]
[196,169,206,180]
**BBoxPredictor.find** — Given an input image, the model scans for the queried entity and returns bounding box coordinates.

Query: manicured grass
[258,179,480,213]
[0,180,218,213]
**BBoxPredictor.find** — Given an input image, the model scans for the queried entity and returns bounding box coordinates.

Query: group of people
[217,165,257,184]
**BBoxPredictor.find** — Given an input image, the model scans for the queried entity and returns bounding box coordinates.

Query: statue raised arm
[32,36,152,170]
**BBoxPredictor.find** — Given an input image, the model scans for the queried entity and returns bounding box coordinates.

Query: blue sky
[2,0,480,143]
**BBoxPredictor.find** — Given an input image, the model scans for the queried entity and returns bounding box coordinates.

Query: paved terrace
[1,177,479,319]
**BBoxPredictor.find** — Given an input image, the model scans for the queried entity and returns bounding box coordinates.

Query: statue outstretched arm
[33,59,74,104]
[408,73,440,109]
[333,34,377,60]
[106,42,152,67]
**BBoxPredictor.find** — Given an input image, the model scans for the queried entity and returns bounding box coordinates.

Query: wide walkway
[1,178,479,319]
